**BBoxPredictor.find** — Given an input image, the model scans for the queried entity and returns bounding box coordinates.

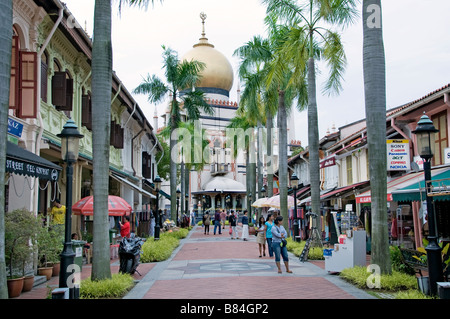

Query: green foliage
[80,273,134,299]
[395,290,434,299]
[37,218,64,267]
[286,237,324,260]
[339,266,417,291]
[389,246,415,275]
[140,229,189,262]
[5,208,41,278]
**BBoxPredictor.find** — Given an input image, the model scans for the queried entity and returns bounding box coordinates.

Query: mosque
[156,13,297,218]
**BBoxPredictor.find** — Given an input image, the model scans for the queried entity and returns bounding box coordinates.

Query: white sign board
[445,148,450,165]
[387,139,410,171]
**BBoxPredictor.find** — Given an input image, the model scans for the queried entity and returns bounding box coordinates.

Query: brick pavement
[125,224,375,300]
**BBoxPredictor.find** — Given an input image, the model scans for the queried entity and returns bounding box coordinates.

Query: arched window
[51,58,73,113]
[9,26,38,119]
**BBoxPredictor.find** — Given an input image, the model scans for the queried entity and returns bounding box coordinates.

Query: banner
[387,139,410,171]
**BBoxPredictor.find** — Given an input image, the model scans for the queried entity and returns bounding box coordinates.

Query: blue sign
[8,118,23,138]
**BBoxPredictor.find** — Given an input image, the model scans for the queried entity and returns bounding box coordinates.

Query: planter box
[7,277,24,298]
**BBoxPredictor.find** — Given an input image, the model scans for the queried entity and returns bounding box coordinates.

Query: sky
[62,0,450,147]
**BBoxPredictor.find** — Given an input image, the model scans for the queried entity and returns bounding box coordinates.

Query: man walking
[214,209,222,235]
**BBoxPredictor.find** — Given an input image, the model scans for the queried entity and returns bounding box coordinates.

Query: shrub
[395,290,434,299]
[80,273,134,299]
[286,237,324,260]
[140,229,188,263]
[339,266,417,291]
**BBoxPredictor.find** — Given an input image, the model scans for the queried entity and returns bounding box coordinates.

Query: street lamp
[185,193,189,217]
[261,186,266,198]
[153,175,162,240]
[290,173,299,241]
[412,113,443,295]
[176,188,181,226]
[56,119,83,299]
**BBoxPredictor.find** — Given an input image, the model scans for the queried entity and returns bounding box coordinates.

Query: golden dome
[181,13,234,95]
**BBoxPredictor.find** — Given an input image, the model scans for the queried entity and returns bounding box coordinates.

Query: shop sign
[445,148,450,165]
[8,118,23,138]
[320,156,336,169]
[387,139,410,171]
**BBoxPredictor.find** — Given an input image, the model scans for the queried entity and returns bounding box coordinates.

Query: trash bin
[293,219,300,241]
[109,229,117,244]
[71,240,87,272]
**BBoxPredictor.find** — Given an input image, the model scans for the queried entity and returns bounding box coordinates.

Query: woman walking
[271,216,292,274]
[265,213,274,258]
[256,216,266,257]
[203,212,210,235]
[241,210,249,241]
[228,210,238,239]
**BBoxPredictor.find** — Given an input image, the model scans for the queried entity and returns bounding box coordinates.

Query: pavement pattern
[16,224,375,300]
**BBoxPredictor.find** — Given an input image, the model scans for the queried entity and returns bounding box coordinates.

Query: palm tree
[133,46,213,222]
[263,0,358,229]
[362,0,391,274]
[0,0,13,299]
[233,35,273,215]
[90,0,160,281]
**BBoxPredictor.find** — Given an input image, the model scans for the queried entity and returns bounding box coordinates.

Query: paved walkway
[16,225,375,300]
[124,224,375,300]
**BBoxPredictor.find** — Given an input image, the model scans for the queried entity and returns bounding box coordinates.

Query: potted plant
[5,208,40,297]
[37,221,63,281]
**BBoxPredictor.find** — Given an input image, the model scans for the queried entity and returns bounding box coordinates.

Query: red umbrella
[72,195,132,216]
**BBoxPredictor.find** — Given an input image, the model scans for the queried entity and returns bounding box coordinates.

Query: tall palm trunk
[278,90,288,230]
[169,113,177,221]
[257,120,263,217]
[0,0,12,299]
[307,57,320,229]
[91,0,113,280]
[363,0,391,274]
[266,112,274,198]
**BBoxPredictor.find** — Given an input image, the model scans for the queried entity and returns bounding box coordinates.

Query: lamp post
[412,113,443,295]
[290,173,299,241]
[153,175,162,240]
[176,188,181,226]
[185,193,189,217]
[56,119,83,299]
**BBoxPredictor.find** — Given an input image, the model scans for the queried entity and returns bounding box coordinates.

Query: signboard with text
[387,139,410,171]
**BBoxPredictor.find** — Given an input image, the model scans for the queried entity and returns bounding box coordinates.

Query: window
[41,51,48,103]
[110,121,124,149]
[51,59,73,112]
[9,30,38,119]
[432,111,448,166]
[81,92,92,130]
[142,152,151,179]
[346,156,353,185]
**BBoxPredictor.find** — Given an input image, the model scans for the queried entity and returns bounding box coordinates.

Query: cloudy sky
[63,0,450,146]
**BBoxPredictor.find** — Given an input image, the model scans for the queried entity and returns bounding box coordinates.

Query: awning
[392,167,450,202]
[321,181,370,201]
[356,166,450,204]
[6,141,61,181]
[111,174,156,199]
[299,181,370,206]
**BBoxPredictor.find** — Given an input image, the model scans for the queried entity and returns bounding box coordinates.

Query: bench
[398,247,428,277]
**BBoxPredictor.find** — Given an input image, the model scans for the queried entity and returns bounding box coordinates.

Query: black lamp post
[412,113,443,295]
[56,119,83,299]
[176,188,181,226]
[153,175,162,240]
[185,193,189,217]
[290,173,299,241]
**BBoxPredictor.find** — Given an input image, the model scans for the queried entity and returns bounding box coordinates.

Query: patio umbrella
[72,195,132,216]
[262,194,295,209]
[251,197,270,208]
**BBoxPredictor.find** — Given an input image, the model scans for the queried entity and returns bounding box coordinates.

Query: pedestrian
[265,213,274,258]
[271,216,292,274]
[241,210,249,241]
[119,216,131,238]
[203,212,210,235]
[220,209,227,229]
[190,209,196,226]
[256,216,266,257]
[50,199,66,226]
[228,210,238,239]
[214,210,222,235]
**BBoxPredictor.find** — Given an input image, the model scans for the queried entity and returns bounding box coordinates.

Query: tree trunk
[257,120,263,218]
[363,0,391,274]
[0,0,12,299]
[169,120,177,221]
[266,112,274,198]
[278,90,288,230]
[307,58,320,230]
[91,0,112,281]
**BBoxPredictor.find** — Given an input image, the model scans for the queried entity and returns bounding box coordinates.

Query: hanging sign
[387,139,410,171]
[8,117,23,138]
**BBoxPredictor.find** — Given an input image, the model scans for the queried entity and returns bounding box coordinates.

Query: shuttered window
[9,35,19,110]
[41,51,48,103]
[81,94,92,130]
[18,51,38,118]
[432,112,448,166]
[110,121,124,149]
[142,152,151,179]
[52,71,73,111]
